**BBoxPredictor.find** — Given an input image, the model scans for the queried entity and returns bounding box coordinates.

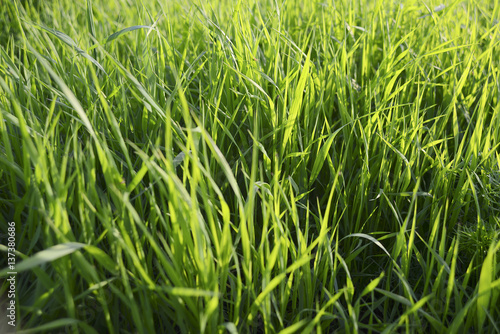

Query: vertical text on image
[6,221,17,328]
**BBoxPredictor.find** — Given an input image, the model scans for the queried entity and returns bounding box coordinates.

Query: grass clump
[1,0,500,332]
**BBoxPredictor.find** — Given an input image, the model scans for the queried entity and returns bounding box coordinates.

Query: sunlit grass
[1,0,499,332]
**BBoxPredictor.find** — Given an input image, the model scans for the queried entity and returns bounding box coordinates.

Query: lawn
[0,0,499,332]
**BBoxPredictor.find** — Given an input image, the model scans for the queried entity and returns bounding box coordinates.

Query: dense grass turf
[1,0,500,332]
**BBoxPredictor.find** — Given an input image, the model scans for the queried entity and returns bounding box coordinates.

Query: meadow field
[1,0,499,332]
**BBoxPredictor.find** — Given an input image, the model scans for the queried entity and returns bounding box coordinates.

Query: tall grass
[1,0,499,332]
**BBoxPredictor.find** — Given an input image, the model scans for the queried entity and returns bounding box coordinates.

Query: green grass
[1,0,500,332]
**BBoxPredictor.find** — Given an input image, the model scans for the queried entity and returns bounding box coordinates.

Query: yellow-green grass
[0,0,499,332]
